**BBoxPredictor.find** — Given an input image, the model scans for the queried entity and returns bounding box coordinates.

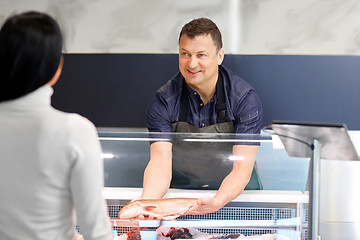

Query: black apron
[171,74,262,190]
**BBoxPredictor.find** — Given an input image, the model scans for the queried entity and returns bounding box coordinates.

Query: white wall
[1,0,360,54]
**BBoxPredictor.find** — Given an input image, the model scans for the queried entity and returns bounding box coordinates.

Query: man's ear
[47,56,64,86]
[217,48,224,65]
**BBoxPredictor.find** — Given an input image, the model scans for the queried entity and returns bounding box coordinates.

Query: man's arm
[188,88,263,215]
[186,145,258,215]
[141,141,173,199]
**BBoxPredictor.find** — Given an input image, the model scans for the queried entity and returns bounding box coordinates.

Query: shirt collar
[184,73,220,102]
[0,84,53,109]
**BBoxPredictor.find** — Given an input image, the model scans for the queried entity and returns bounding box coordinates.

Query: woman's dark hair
[0,11,62,102]
[179,17,223,51]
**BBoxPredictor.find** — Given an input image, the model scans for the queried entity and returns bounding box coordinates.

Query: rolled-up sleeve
[147,93,174,133]
[234,89,263,134]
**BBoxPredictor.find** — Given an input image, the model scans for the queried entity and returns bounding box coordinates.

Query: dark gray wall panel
[233,55,360,129]
[51,54,360,130]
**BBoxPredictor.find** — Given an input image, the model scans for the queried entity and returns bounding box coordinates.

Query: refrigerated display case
[87,128,312,240]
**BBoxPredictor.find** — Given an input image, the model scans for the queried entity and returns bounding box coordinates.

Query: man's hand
[185,196,222,215]
[135,197,221,218]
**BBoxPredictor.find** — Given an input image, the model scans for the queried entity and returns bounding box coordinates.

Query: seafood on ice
[118,198,199,220]
[117,227,279,240]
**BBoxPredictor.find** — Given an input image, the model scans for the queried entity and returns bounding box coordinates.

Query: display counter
[104,188,308,239]
[84,128,360,240]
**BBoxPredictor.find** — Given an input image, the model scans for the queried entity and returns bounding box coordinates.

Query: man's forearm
[214,145,258,207]
[141,141,173,199]
[142,161,171,198]
[214,166,252,207]
[185,152,256,216]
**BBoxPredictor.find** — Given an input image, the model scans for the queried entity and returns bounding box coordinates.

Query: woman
[0,11,113,240]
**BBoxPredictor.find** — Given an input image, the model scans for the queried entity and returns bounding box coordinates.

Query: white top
[0,85,113,240]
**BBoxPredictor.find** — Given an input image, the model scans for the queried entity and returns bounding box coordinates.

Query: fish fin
[143,206,156,211]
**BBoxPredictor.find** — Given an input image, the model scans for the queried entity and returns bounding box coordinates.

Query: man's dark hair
[179,17,223,51]
[0,11,63,102]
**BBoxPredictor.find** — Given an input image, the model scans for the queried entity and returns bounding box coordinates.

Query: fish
[118,198,199,220]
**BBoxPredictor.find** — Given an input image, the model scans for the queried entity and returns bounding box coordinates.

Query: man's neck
[194,73,218,105]
[197,83,216,105]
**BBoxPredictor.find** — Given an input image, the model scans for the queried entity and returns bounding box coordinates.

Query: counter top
[103,187,308,204]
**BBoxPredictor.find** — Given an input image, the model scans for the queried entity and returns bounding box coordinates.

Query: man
[0,12,113,240]
[142,18,263,216]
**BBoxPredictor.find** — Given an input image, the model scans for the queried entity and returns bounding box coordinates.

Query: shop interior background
[1,0,360,129]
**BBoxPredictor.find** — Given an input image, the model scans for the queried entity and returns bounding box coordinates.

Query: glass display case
[92,128,313,240]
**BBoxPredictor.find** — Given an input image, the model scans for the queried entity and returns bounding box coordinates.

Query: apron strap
[179,71,228,123]
[179,78,189,122]
[214,72,228,123]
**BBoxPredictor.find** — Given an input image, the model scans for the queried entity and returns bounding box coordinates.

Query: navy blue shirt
[147,65,263,134]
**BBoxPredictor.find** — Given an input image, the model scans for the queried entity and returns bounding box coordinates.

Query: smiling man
[141,18,263,217]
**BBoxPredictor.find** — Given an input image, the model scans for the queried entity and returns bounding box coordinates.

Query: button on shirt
[147,65,263,134]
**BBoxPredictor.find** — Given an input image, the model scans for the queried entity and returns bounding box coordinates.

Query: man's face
[179,34,224,91]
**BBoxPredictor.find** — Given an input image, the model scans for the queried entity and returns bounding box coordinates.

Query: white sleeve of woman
[68,114,113,240]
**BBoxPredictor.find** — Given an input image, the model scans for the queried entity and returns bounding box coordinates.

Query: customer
[0,11,112,240]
